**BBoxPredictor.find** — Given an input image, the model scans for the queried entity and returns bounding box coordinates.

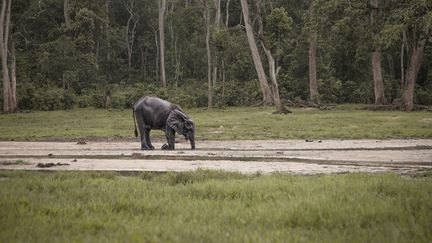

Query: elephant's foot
[161,144,169,150]
[141,145,152,150]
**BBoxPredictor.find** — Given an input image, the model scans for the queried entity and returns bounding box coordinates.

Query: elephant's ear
[167,110,187,134]
[184,119,194,130]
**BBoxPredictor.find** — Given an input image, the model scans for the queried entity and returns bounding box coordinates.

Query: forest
[0,0,431,113]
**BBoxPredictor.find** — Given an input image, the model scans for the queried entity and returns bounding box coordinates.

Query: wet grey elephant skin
[133,96,195,150]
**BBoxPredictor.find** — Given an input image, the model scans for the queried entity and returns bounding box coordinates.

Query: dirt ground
[0,139,431,175]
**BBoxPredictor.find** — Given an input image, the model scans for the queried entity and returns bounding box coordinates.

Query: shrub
[169,91,197,108]
[29,87,76,111]
[90,90,105,108]
[341,80,373,103]
[77,95,90,108]
[62,91,76,109]
[278,74,308,101]
[416,86,432,105]
[17,83,36,110]
[318,77,343,103]
[213,79,261,107]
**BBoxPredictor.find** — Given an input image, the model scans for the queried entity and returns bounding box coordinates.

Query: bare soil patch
[0,139,431,175]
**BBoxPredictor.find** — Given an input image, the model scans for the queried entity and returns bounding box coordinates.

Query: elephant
[133,96,195,150]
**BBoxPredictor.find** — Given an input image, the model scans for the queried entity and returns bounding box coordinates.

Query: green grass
[0,106,431,140]
[0,170,431,242]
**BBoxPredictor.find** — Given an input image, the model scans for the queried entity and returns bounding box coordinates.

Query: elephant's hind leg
[145,129,154,150]
[135,114,152,150]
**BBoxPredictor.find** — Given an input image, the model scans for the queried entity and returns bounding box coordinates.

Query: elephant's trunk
[189,133,195,150]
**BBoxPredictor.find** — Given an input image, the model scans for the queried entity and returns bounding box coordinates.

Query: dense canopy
[0,0,431,112]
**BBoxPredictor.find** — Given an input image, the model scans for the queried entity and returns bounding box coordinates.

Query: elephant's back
[134,96,180,129]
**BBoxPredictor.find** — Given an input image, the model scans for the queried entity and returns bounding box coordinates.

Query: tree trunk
[262,43,289,113]
[174,37,180,86]
[307,0,319,103]
[0,0,14,113]
[140,47,147,80]
[222,59,225,97]
[10,37,16,111]
[124,1,138,74]
[154,29,159,82]
[370,0,386,105]
[240,0,273,105]
[372,51,386,105]
[158,0,167,87]
[169,2,175,71]
[225,0,231,27]
[204,3,212,109]
[126,16,132,72]
[403,40,425,111]
[105,0,112,82]
[212,0,221,87]
[64,0,71,29]
[0,0,9,112]
[215,0,221,27]
[308,31,319,103]
[400,31,405,92]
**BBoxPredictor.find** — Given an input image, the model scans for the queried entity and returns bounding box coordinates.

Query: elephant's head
[167,110,195,149]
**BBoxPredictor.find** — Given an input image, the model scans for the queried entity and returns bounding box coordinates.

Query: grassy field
[0,105,431,140]
[0,170,431,242]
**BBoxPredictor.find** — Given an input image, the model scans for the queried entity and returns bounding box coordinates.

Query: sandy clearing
[0,140,431,175]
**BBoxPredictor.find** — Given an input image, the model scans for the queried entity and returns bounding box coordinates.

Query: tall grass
[0,106,431,140]
[0,170,431,242]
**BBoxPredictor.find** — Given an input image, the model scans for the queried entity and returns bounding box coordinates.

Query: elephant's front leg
[164,129,175,150]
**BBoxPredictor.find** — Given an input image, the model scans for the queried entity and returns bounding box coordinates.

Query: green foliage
[213,79,261,107]
[17,84,77,111]
[341,80,373,103]
[278,73,308,101]
[417,86,432,105]
[317,78,343,103]
[0,171,431,242]
[2,0,431,112]
[264,7,293,50]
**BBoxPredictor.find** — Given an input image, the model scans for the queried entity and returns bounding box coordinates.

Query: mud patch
[36,162,70,168]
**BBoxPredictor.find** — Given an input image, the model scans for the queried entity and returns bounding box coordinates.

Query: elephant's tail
[133,108,138,138]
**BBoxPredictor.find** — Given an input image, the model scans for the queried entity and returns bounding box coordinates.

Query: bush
[77,95,90,108]
[318,77,343,103]
[341,80,373,103]
[31,87,76,111]
[62,91,76,109]
[169,91,197,108]
[416,86,432,105]
[213,79,261,107]
[17,83,36,110]
[278,74,308,101]
[89,90,105,108]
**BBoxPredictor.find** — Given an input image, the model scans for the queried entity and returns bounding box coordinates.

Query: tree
[64,0,71,29]
[260,6,291,113]
[308,0,319,103]
[240,0,273,105]
[124,0,139,74]
[2,0,431,111]
[158,0,167,86]
[382,1,431,110]
[202,0,212,108]
[0,0,16,113]
[370,0,386,105]
[212,0,220,87]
